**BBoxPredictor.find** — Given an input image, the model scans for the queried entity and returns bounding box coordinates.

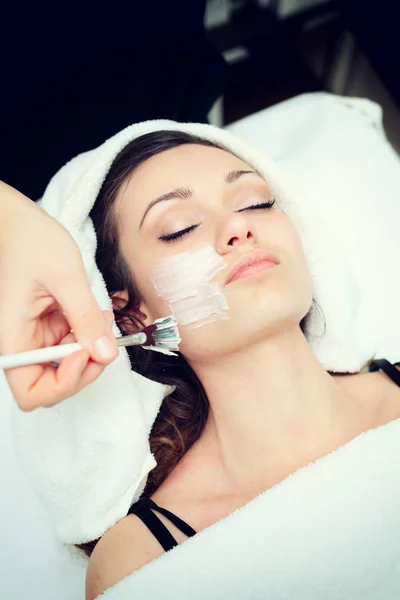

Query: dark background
[1,0,399,201]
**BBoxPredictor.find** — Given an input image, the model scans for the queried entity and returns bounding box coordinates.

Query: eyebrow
[139,169,262,229]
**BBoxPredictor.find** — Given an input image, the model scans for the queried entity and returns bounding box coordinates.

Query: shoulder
[85,513,166,600]
[334,362,400,419]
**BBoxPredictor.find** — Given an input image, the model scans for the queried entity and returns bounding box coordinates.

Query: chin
[176,281,309,360]
[177,313,279,362]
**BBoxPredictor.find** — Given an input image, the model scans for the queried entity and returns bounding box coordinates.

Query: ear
[110,290,156,333]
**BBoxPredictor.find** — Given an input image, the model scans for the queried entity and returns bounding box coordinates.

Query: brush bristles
[142,316,181,355]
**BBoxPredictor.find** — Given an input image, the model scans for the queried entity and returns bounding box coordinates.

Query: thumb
[52,267,119,364]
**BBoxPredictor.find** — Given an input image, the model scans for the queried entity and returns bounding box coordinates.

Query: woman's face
[114,143,313,361]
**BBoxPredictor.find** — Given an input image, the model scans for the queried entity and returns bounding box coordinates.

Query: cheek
[286,227,313,307]
[275,216,310,274]
[144,284,171,316]
[129,258,169,319]
[150,245,230,328]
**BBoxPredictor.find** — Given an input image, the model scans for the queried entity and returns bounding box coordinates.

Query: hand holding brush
[0,185,179,411]
[0,315,180,370]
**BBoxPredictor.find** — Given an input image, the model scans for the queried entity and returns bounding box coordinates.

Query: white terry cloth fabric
[5,91,400,557]
[100,417,400,600]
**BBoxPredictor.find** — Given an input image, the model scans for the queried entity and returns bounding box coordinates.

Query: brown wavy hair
[75,130,324,558]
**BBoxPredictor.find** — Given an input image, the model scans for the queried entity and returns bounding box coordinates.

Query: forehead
[116,143,254,216]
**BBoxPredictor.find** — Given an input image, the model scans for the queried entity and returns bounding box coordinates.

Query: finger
[43,315,115,370]
[41,309,74,348]
[33,319,117,408]
[43,309,114,351]
[44,346,116,408]
[44,354,111,408]
[5,349,87,411]
[49,252,118,364]
[13,346,108,411]
[104,311,115,327]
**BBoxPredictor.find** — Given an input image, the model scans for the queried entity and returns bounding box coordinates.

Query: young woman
[71,130,400,599]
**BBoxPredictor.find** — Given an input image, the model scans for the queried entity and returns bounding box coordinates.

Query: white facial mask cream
[151,245,229,328]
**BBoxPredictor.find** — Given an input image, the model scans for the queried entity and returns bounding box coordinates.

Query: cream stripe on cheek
[151,245,230,329]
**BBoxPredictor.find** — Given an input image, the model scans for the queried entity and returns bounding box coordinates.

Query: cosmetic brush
[0,316,181,370]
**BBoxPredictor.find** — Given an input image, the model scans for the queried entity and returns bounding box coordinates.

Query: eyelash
[158,200,275,243]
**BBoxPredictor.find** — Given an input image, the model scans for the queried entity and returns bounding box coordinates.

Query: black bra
[128,358,400,551]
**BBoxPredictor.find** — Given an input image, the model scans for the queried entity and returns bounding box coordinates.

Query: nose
[216,212,257,254]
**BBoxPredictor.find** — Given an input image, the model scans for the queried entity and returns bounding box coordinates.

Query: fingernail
[94,336,117,360]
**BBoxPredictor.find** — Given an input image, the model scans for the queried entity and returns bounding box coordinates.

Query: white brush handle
[0,342,85,369]
[0,332,148,370]
[0,317,181,369]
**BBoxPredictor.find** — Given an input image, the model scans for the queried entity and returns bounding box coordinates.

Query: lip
[224,250,280,286]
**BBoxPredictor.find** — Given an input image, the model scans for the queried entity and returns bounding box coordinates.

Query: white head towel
[8,96,400,546]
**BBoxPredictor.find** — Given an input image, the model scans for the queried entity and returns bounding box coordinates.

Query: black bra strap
[369,359,400,388]
[145,498,197,537]
[127,499,178,552]
[127,497,197,551]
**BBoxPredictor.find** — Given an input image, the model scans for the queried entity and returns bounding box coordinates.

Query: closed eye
[237,199,275,212]
[158,199,275,243]
[159,224,199,243]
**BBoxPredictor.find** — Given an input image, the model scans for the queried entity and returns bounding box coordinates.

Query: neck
[187,327,366,496]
